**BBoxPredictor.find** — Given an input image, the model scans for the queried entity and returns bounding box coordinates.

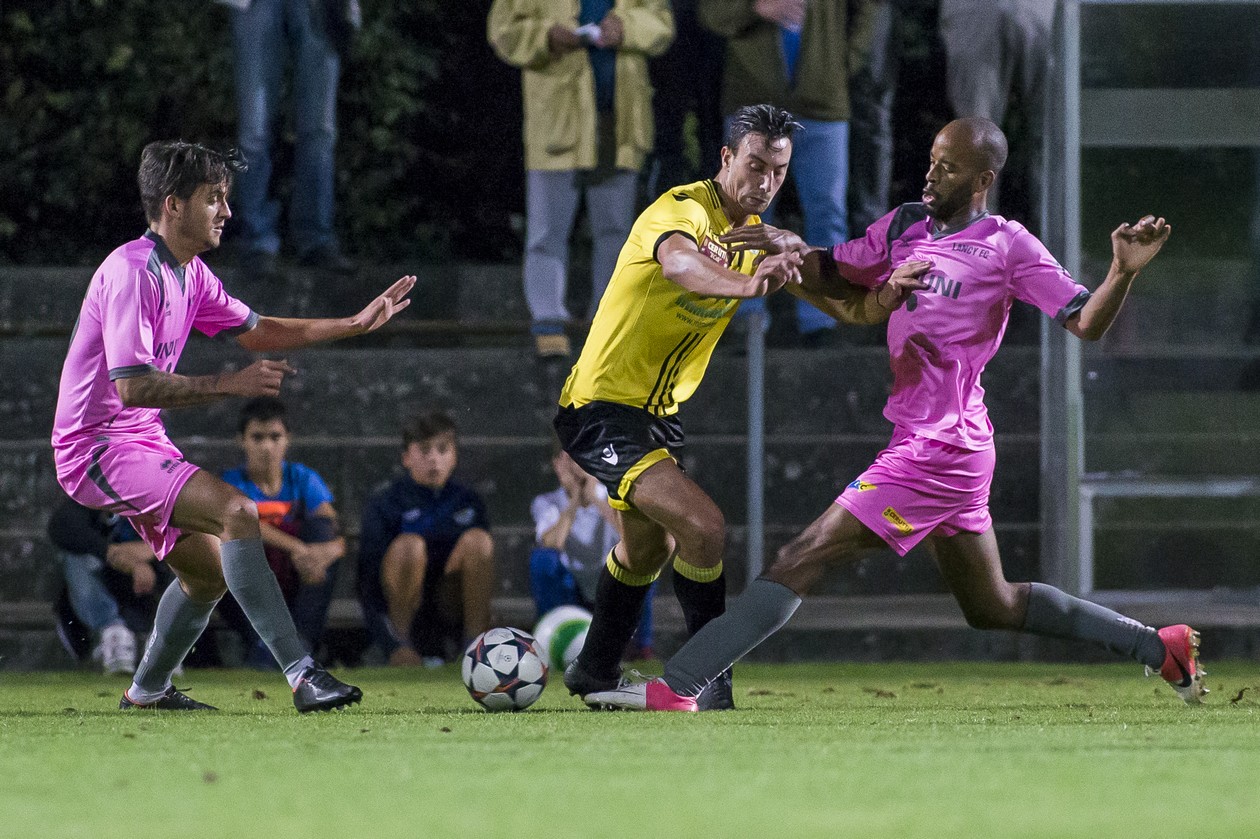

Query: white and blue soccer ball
[533,605,592,672]
[461,627,548,711]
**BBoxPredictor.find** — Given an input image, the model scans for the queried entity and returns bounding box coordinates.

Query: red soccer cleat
[1149,624,1207,705]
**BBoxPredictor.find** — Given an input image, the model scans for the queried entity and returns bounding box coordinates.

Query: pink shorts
[836,427,995,556]
[54,435,201,560]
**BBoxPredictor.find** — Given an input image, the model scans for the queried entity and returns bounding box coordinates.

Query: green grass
[2,662,1259,838]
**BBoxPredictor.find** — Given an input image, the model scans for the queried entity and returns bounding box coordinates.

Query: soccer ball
[461,627,548,711]
[533,605,592,672]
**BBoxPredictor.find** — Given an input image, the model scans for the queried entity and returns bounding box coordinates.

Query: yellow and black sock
[672,556,726,636]
[574,551,659,681]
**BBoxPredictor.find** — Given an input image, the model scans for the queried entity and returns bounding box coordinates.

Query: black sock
[672,557,726,636]
[574,553,656,681]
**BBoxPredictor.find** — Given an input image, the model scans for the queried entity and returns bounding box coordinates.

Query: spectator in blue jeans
[220,0,359,277]
[48,497,167,675]
[530,447,653,658]
[700,0,876,346]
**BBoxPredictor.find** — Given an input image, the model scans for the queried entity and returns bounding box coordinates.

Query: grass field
[2,661,1259,838]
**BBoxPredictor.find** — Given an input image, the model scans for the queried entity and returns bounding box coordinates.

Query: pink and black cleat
[1149,624,1207,705]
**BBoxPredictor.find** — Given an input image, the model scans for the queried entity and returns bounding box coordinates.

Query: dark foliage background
[1,0,968,267]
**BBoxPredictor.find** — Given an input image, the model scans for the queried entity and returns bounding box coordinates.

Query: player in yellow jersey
[555,104,927,709]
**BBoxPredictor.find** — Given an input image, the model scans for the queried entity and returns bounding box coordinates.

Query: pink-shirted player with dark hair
[586,117,1204,712]
[52,140,415,712]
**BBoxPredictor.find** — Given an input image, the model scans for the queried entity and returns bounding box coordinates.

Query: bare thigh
[929,528,1029,630]
[764,502,886,594]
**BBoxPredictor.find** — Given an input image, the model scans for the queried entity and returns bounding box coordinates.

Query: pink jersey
[833,204,1090,450]
[52,230,257,450]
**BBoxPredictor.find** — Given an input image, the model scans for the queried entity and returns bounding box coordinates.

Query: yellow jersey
[559,179,761,416]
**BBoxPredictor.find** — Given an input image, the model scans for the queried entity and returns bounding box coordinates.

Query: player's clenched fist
[219,359,297,397]
[876,260,933,310]
[752,251,804,296]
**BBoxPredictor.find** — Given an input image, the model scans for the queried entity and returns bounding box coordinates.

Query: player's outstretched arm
[115,359,297,409]
[796,259,932,325]
[236,275,416,352]
[719,223,811,258]
[1066,216,1171,341]
[658,234,801,298]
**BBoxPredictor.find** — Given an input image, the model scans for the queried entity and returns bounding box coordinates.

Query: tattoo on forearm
[119,370,221,408]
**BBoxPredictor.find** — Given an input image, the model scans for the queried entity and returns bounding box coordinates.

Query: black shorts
[553,401,685,510]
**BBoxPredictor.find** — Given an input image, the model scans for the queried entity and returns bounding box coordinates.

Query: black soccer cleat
[292,664,362,713]
[696,668,735,711]
[120,686,217,711]
[563,659,621,705]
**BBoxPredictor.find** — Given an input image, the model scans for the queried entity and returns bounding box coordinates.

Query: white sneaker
[100,624,137,676]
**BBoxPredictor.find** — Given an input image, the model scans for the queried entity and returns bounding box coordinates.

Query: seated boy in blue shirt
[220,397,345,665]
[358,411,495,665]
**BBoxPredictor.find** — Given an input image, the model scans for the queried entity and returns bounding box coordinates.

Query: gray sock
[663,578,802,697]
[221,538,307,673]
[1023,582,1165,669]
[131,580,218,697]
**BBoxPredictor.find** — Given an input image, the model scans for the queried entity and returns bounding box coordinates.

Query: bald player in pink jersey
[587,117,1205,712]
[52,140,415,713]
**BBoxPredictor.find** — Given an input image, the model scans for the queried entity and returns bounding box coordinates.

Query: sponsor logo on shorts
[882,506,914,535]
[601,445,619,466]
[847,479,876,492]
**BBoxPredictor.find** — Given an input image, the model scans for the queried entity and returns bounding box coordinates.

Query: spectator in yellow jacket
[489,0,674,358]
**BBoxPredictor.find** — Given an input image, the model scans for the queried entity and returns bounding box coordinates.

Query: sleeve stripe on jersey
[220,310,261,339]
[108,363,158,381]
[654,230,698,264]
[645,331,704,415]
[1054,289,1092,326]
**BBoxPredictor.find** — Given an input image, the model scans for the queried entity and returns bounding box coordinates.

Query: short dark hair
[137,141,246,224]
[402,411,457,448]
[725,104,802,153]
[237,396,288,435]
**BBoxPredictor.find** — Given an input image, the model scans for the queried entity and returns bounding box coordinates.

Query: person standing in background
[700,0,877,346]
[219,0,361,279]
[488,0,674,358]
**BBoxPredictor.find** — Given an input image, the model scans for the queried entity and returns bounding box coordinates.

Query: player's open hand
[752,251,804,296]
[1111,215,1171,275]
[349,275,416,335]
[876,260,933,310]
[720,223,809,257]
[221,359,297,397]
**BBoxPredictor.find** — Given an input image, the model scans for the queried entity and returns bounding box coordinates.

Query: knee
[770,530,830,576]
[460,529,494,561]
[388,533,429,564]
[182,568,227,602]
[958,585,1024,631]
[221,494,259,535]
[678,508,726,563]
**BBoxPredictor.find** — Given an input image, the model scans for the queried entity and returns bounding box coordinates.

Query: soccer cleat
[695,668,735,711]
[1147,624,1207,704]
[292,664,363,713]
[120,686,217,711]
[585,677,698,712]
[563,659,621,701]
